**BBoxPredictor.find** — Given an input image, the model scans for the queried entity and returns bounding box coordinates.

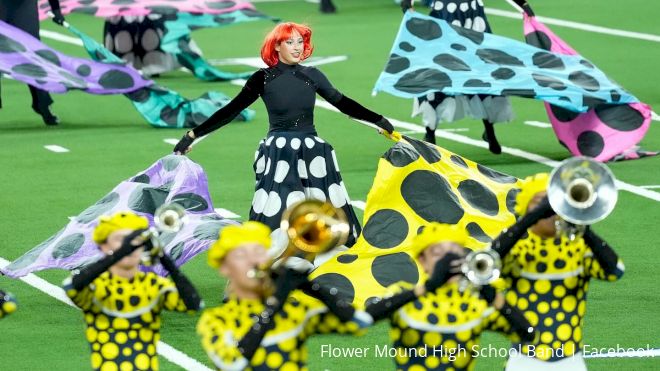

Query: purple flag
[38,0,259,19]
[523,14,656,162]
[0,155,238,278]
[0,21,151,94]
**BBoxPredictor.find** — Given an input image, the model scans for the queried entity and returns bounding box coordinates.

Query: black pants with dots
[0,0,54,111]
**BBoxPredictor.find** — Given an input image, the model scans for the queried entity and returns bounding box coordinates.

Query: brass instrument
[460,248,502,288]
[548,157,618,239]
[248,199,350,297]
[140,203,187,265]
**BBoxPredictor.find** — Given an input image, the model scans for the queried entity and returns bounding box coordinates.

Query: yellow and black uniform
[64,216,202,371]
[501,230,624,361]
[385,282,527,371]
[64,271,193,370]
[197,290,366,371]
[0,290,17,319]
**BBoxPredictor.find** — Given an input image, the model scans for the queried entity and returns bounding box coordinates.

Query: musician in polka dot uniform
[364,223,535,371]
[197,222,373,371]
[173,22,395,254]
[0,290,18,319]
[63,211,203,371]
[491,173,624,371]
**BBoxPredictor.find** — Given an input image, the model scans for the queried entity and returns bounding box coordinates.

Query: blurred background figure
[0,0,63,125]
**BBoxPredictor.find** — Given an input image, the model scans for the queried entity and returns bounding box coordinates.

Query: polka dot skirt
[249,132,361,251]
[103,15,178,77]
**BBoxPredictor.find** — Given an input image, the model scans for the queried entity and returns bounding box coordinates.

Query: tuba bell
[547,157,617,239]
[248,199,350,297]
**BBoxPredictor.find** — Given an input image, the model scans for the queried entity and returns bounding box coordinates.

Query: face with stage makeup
[275,30,304,65]
[219,243,270,298]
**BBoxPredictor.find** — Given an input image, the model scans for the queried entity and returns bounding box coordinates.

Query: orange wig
[260,22,314,67]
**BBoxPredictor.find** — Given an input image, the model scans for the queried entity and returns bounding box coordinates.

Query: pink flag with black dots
[523,13,656,162]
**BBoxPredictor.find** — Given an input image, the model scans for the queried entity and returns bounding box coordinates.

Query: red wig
[260,22,314,67]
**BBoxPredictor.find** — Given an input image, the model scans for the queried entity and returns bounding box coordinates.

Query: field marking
[214,208,241,219]
[0,257,213,371]
[524,121,552,128]
[583,348,660,358]
[489,6,660,43]
[351,200,366,210]
[44,145,70,153]
[652,112,660,121]
[163,138,180,145]
[39,29,83,46]
[640,185,660,190]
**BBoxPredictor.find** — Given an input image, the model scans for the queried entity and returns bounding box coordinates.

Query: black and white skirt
[414,0,514,128]
[249,131,361,255]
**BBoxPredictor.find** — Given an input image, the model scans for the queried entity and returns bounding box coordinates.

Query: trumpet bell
[461,249,501,286]
[548,156,618,225]
[281,200,350,255]
[154,203,187,233]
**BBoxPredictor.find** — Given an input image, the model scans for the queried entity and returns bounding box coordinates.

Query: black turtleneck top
[192,61,385,137]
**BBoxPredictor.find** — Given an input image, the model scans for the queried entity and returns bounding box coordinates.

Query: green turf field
[1,0,659,369]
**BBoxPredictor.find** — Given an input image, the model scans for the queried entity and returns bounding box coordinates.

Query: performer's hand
[424,252,463,293]
[51,9,66,26]
[375,117,394,134]
[479,285,497,304]
[173,131,195,155]
[119,229,152,252]
[400,0,413,13]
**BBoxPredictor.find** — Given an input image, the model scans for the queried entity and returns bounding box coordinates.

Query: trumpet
[460,249,502,288]
[248,199,350,297]
[547,157,618,239]
[140,202,187,265]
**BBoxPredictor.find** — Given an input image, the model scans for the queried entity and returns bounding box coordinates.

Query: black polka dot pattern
[576,131,605,157]
[595,104,645,131]
[405,136,441,163]
[466,222,491,243]
[477,164,517,184]
[401,170,464,223]
[371,253,419,287]
[550,104,580,122]
[569,71,600,92]
[51,233,85,259]
[433,53,471,71]
[491,67,515,80]
[394,68,452,94]
[363,209,409,249]
[476,49,524,66]
[532,51,564,70]
[457,179,500,216]
[525,30,552,50]
[399,42,416,52]
[405,18,442,41]
[532,73,567,91]
[383,142,420,167]
[385,54,411,74]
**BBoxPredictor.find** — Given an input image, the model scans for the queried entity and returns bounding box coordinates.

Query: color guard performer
[63,211,203,371]
[365,223,535,370]
[197,221,373,371]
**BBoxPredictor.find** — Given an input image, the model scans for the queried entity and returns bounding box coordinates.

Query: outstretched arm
[160,254,203,311]
[173,70,263,154]
[480,286,535,343]
[491,196,555,258]
[307,67,394,133]
[69,229,149,291]
[365,253,462,321]
[582,228,624,279]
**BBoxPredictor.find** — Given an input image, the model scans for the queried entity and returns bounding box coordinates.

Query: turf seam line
[0,257,213,371]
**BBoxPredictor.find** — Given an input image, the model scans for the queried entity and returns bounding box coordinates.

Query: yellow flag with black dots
[310,135,522,308]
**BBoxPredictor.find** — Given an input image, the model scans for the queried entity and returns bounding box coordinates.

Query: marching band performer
[173,22,394,253]
[63,211,202,371]
[0,290,17,319]
[492,173,624,371]
[197,221,373,371]
[364,223,535,370]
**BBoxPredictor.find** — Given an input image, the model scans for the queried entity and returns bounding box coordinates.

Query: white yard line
[39,29,83,46]
[651,111,660,122]
[488,6,660,43]
[214,208,241,219]
[163,138,180,145]
[44,145,70,153]
[640,185,660,190]
[351,200,366,210]
[0,257,213,371]
[524,121,552,128]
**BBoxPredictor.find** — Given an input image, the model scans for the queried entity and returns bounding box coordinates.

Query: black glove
[375,117,394,134]
[424,252,462,293]
[173,132,194,154]
[51,9,66,25]
[479,285,497,304]
[271,267,309,306]
[400,0,412,13]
